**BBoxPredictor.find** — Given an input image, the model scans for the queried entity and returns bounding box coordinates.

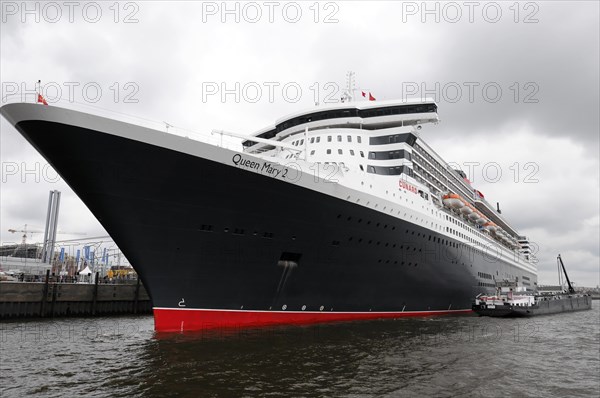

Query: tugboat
[473,255,592,317]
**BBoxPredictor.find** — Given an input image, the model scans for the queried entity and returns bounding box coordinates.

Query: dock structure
[0,271,151,319]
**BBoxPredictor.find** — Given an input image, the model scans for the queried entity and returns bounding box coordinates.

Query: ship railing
[1,94,243,151]
[439,207,535,268]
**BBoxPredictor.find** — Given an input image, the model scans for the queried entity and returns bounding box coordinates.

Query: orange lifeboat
[483,222,497,233]
[442,193,465,210]
[468,209,480,221]
[475,211,487,225]
[460,204,473,215]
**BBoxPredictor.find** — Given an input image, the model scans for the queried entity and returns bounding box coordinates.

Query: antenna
[340,71,355,103]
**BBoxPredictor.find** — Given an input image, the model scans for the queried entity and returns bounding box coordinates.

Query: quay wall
[0,276,152,319]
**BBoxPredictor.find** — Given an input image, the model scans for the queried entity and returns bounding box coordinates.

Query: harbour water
[1,302,598,397]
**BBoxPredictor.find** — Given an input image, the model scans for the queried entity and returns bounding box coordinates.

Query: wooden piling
[91,272,99,315]
[40,269,50,317]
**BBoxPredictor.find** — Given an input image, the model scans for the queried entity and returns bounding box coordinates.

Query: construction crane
[8,224,87,256]
[7,224,43,246]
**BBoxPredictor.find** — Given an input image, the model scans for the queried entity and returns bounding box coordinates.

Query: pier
[0,271,151,319]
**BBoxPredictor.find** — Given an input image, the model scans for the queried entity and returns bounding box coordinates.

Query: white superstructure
[239,97,537,283]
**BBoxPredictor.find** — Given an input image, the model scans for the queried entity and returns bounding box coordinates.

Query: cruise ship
[1,93,537,332]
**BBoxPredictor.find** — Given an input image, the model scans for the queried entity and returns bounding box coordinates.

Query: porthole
[282,304,287,310]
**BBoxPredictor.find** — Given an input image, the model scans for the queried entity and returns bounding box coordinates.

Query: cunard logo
[399,180,418,194]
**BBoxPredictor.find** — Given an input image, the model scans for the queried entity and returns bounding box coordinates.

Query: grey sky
[1,1,598,285]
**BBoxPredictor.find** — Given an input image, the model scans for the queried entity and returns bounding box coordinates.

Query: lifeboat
[475,212,487,225]
[460,205,473,215]
[467,208,480,221]
[483,222,497,233]
[442,193,465,210]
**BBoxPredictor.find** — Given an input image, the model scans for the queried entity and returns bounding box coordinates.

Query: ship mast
[340,71,355,103]
[557,254,575,294]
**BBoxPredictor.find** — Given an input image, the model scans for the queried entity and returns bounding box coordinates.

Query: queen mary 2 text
[232,154,287,178]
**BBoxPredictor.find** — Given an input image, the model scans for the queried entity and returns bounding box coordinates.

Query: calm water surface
[1,302,599,397]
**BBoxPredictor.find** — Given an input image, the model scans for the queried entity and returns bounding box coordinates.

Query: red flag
[361,91,366,97]
[368,92,376,101]
[37,94,48,106]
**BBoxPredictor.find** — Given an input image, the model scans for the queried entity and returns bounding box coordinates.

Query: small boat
[473,255,592,317]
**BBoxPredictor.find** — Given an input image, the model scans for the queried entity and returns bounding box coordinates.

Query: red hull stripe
[153,307,473,332]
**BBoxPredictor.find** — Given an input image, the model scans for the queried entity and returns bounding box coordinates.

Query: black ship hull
[3,104,537,331]
[472,295,592,317]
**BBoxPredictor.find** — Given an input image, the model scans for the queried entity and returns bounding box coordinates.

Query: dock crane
[7,224,86,257]
[557,254,575,294]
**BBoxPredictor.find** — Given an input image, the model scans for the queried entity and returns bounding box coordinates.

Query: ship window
[310,138,315,144]
[369,152,375,159]
[338,149,343,155]
[310,150,315,155]
[300,139,304,145]
[350,150,355,156]
[337,135,342,142]
[347,135,352,142]
[327,149,332,154]
[360,151,365,158]
[357,136,362,143]
[316,137,321,143]
[327,136,332,142]
[370,133,417,146]
[360,165,364,171]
